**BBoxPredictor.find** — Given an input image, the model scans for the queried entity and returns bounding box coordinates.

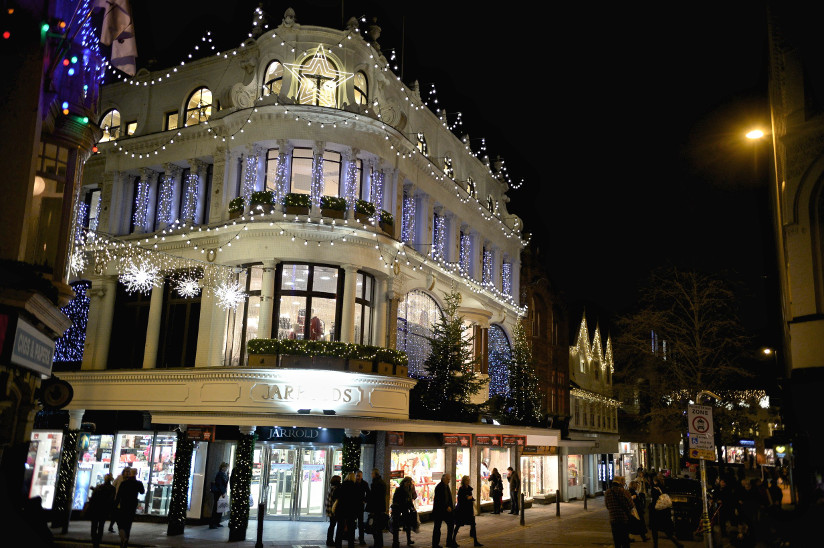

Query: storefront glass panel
[568,455,582,487]
[28,430,63,509]
[480,448,510,502]
[520,455,559,498]
[114,432,177,515]
[456,447,471,483]
[72,434,114,510]
[390,448,444,512]
[298,448,327,518]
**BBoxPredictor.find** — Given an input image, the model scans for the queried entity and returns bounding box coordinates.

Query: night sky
[128,0,778,343]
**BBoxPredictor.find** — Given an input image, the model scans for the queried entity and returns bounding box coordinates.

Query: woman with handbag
[489,468,504,514]
[628,480,649,542]
[649,477,684,548]
[391,477,416,547]
[452,476,483,547]
[209,462,229,529]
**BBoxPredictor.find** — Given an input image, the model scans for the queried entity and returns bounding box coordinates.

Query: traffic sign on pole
[688,404,714,437]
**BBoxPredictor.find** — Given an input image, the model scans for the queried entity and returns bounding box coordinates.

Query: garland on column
[167,430,196,536]
[181,171,200,223]
[53,280,91,367]
[51,429,79,529]
[342,435,362,477]
[228,431,257,542]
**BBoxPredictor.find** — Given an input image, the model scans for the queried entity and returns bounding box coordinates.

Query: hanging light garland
[215,280,247,310]
[119,257,162,294]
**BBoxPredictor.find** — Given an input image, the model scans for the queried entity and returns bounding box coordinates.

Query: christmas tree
[410,290,484,422]
[506,321,544,425]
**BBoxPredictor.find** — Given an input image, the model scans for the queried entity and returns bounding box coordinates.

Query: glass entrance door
[251,444,331,521]
[266,448,296,518]
[296,448,327,519]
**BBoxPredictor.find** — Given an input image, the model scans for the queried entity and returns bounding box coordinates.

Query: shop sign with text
[250,382,362,406]
[443,433,472,447]
[502,435,526,447]
[474,434,502,447]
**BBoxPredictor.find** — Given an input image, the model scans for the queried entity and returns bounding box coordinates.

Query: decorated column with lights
[401,183,416,244]
[432,205,446,259]
[342,147,359,214]
[142,280,165,369]
[363,158,377,211]
[208,146,229,223]
[51,409,84,531]
[156,163,183,228]
[258,260,278,340]
[342,429,362,476]
[371,168,385,217]
[229,425,257,542]
[340,264,359,343]
[501,257,513,297]
[482,242,493,286]
[459,224,471,274]
[167,427,196,536]
[310,141,326,213]
[274,140,293,205]
[182,159,204,225]
[133,168,157,234]
[241,145,261,209]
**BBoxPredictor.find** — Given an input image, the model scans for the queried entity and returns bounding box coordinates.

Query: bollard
[520,493,525,525]
[556,489,560,517]
[583,486,588,510]
[255,502,264,548]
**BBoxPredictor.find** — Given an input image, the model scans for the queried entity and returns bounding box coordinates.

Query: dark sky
[129,0,778,342]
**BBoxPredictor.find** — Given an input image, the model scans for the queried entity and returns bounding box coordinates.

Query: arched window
[353,71,368,105]
[99,109,121,142]
[396,290,442,377]
[297,49,342,107]
[443,156,453,179]
[467,177,476,198]
[263,60,284,97]
[184,87,212,127]
[488,324,511,398]
[416,133,427,156]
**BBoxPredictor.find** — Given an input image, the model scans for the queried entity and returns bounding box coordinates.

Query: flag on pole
[96,0,137,76]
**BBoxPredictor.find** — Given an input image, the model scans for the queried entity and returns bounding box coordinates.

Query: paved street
[51,497,713,548]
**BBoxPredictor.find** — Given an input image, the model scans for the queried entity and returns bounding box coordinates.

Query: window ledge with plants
[247,339,409,378]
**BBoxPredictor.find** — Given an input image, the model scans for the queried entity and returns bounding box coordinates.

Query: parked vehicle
[665,478,702,540]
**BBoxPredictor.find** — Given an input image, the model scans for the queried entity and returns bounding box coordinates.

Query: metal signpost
[689,397,717,548]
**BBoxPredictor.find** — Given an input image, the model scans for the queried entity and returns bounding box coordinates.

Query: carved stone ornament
[282,7,296,28]
[230,81,257,109]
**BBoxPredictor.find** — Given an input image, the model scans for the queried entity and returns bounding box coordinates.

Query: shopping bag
[630,506,640,521]
[654,493,672,510]
[217,494,230,513]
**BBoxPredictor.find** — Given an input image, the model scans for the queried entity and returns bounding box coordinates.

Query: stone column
[92,276,117,370]
[469,231,482,281]
[310,141,326,216]
[340,264,359,343]
[208,146,229,223]
[401,183,416,244]
[51,409,84,531]
[373,275,389,348]
[240,145,259,209]
[229,425,257,542]
[142,281,165,368]
[167,427,195,536]
[258,260,278,339]
[81,277,104,371]
[445,212,458,263]
[157,163,182,229]
[208,294,229,366]
[194,289,215,368]
[363,157,377,212]
[470,445,481,515]
[183,158,206,225]
[134,168,157,234]
[413,190,430,255]
[95,171,119,234]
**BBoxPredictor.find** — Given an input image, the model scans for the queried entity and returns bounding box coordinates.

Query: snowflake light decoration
[215,281,247,310]
[69,248,87,275]
[175,276,201,298]
[119,258,161,294]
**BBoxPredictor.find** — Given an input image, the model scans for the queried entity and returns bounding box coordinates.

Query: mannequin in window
[310,310,324,340]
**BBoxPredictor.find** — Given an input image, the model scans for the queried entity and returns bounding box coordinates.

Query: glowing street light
[746,129,765,139]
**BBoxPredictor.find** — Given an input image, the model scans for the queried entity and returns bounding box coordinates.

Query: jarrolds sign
[250,382,362,406]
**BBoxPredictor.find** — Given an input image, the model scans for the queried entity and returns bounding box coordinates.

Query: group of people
[326,469,388,547]
[604,469,685,548]
[84,465,145,548]
[711,472,784,542]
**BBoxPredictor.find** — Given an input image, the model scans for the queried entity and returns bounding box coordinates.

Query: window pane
[290,148,313,194]
[312,266,338,294]
[248,265,263,292]
[265,148,279,192]
[246,295,261,343]
[126,122,137,135]
[264,61,284,96]
[354,302,371,345]
[278,296,307,339]
[308,297,336,341]
[322,151,341,197]
[166,112,178,131]
[281,264,309,291]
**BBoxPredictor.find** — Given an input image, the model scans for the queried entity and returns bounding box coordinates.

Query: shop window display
[480,448,511,502]
[567,455,582,487]
[27,431,63,510]
[390,449,444,512]
[72,434,114,510]
[455,447,471,485]
[276,263,341,341]
[113,433,178,515]
[520,455,559,498]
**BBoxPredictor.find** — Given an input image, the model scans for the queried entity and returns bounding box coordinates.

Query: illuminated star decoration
[119,258,161,294]
[215,281,247,310]
[175,275,201,298]
[284,45,353,107]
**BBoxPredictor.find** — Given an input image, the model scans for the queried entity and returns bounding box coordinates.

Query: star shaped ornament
[285,45,353,107]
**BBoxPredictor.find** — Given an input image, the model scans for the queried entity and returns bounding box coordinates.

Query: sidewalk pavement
[51,497,713,548]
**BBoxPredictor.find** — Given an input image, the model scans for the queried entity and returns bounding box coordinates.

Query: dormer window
[99,109,121,142]
[184,87,212,126]
[416,133,427,156]
[443,156,453,179]
[353,71,368,105]
[263,60,284,97]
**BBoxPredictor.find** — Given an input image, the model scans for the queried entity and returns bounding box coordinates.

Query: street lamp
[746,129,766,140]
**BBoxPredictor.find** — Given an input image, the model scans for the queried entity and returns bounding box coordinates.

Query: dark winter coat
[354,477,370,508]
[454,484,476,527]
[366,475,387,514]
[335,479,359,520]
[114,477,145,524]
[432,480,454,521]
[211,470,229,497]
[87,482,115,519]
[489,472,504,499]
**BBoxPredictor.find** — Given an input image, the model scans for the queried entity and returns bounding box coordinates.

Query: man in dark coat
[335,473,359,548]
[354,470,371,545]
[432,472,455,548]
[209,462,229,529]
[365,469,387,548]
[88,474,115,548]
[507,467,520,515]
[113,467,145,548]
[605,478,634,548]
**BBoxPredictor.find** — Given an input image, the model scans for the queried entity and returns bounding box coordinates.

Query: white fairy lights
[120,258,161,294]
[215,280,247,310]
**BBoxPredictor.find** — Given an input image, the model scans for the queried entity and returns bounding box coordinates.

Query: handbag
[655,493,673,510]
[216,494,230,513]
[630,506,640,521]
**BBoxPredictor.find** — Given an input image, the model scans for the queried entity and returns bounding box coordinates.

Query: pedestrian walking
[335,472,359,548]
[604,477,634,548]
[326,475,342,546]
[649,477,684,548]
[108,466,130,533]
[113,467,145,548]
[452,475,482,547]
[209,462,229,529]
[715,476,739,539]
[87,474,115,548]
[628,480,649,542]
[432,473,455,548]
[366,468,387,548]
[507,467,520,515]
[354,470,371,545]
[390,476,417,548]
[489,468,503,514]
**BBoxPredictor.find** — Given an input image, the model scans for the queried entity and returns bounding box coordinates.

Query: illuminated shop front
[520,446,559,499]
[27,430,63,510]
[723,439,757,465]
[566,454,583,499]
[476,437,512,504]
[72,434,114,510]
[390,446,444,512]
[112,432,179,516]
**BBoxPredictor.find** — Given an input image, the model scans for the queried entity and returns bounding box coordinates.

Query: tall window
[265,148,280,192]
[99,109,121,142]
[275,263,342,341]
[396,290,442,378]
[165,111,179,131]
[290,147,313,194]
[184,87,212,127]
[322,150,342,197]
[443,156,453,179]
[157,279,200,368]
[416,133,427,156]
[107,285,151,369]
[488,324,511,398]
[25,141,72,269]
[353,271,374,344]
[263,60,284,96]
[225,264,262,367]
[353,71,368,105]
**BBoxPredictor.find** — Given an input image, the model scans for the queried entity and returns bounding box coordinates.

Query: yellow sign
[690,448,716,460]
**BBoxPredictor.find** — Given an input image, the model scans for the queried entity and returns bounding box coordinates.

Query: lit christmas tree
[410,290,483,422]
[506,321,544,426]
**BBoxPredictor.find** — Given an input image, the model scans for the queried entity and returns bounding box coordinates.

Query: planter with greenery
[354,199,375,223]
[228,197,244,218]
[320,196,347,219]
[379,209,394,234]
[283,192,311,216]
[250,190,275,212]
[246,339,409,376]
